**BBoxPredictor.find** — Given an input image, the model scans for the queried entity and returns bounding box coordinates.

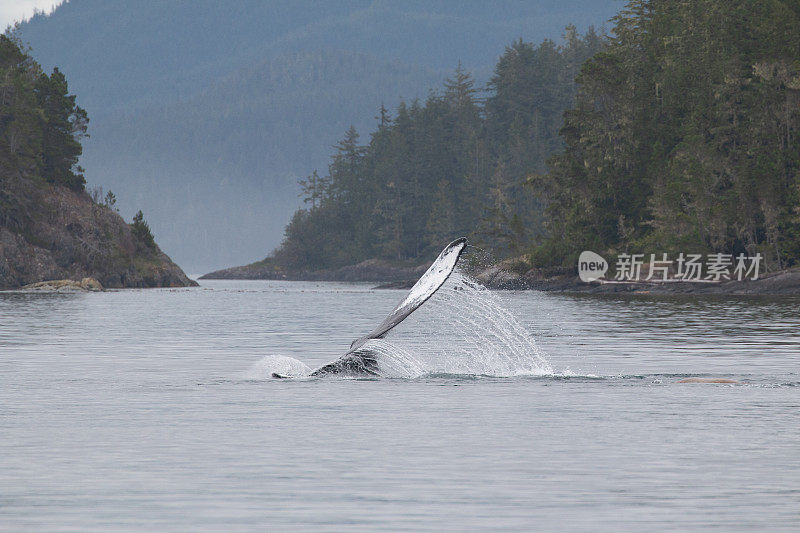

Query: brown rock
[80,277,103,291]
[0,173,196,289]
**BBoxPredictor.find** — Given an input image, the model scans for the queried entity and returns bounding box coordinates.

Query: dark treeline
[0,34,88,191]
[274,27,604,270]
[537,0,800,270]
[273,0,800,273]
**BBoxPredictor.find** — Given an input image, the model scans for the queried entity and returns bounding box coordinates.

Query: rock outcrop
[474,263,800,295]
[0,173,196,289]
[21,277,103,292]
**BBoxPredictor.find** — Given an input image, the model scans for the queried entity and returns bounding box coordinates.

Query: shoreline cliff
[0,175,196,289]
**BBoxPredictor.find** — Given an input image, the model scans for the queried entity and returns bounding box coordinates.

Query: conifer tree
[35,67,89,190]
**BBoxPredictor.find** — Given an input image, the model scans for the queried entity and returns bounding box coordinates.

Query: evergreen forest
[273,0,800,274]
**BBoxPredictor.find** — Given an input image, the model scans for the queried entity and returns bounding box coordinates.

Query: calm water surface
[1,280,798,531]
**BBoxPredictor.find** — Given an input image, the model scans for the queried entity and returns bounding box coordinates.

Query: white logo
[578,251,608,282]
[578,251,762,283]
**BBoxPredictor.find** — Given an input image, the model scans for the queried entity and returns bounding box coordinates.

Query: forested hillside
[17,0,624,271]
[272,29,603,269]
[537,0,800,270]
[0,35,194,288]
[0,34,87,191]
[266,0,800,274]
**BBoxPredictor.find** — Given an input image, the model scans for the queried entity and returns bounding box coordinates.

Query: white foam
[244,355,311,379]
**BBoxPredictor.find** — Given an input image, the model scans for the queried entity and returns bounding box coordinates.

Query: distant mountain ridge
[17,0,624,272]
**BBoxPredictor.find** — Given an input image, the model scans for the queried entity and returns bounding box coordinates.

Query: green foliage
[0,33,88,190]
[298,169,326,209]
[534,0,800,270]
[104,190,117,210]
[35,66,88,189]
[276,29,604,269]
[132,210,156,250]
[275,1,800,273]
[88,185,118,211]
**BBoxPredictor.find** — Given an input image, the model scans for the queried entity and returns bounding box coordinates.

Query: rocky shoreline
[473,266,800,295]
[0,176,196,290]
[201,256,800,296]
[17,277,104,292]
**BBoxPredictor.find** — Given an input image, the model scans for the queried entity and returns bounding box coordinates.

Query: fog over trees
[275,30,603,269]
[16,0,623,272]
[270,0,800,274]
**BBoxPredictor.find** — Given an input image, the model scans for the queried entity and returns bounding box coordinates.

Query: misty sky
[0,0,62,30]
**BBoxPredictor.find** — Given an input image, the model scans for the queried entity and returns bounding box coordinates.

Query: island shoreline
[200,261,800,296]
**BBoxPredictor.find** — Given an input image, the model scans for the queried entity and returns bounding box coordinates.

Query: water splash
[367,270,552,378]
[244,354,310,379]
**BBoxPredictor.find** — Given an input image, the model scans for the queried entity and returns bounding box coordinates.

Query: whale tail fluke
[306,237,468,377]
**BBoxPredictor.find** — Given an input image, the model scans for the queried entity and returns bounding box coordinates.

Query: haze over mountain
[18,0,624,272]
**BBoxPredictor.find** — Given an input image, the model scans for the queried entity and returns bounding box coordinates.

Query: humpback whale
[272,237,468,378]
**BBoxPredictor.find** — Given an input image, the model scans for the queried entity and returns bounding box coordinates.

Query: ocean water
[1,279,799,531]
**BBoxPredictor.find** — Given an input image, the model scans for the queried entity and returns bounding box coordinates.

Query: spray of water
[364,270,552,378]
[244,354,310,379]
[246,268,551,379]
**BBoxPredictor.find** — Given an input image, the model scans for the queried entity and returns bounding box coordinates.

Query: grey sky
[1,0,62,31]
